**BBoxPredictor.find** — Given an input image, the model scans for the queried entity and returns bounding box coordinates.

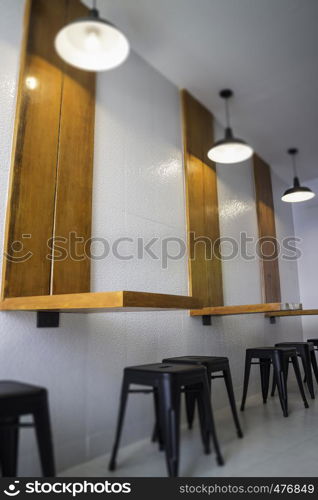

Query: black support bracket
[269,316,276,325]
[202,315,212,326]
[37,311,60,328]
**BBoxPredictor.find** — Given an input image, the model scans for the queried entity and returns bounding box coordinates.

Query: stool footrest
[0,423,34,429]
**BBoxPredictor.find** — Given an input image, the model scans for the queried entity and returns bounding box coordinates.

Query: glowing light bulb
[84,28,101,51]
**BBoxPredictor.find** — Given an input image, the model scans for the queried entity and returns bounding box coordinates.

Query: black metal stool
[307,339,318,353]
[274,342,318,399]
[0,381,55,477]
[307,339,318,377]
[306,339,318,384]
[240,347,309,417]
[108,363,224,477]
[162,356,243,438]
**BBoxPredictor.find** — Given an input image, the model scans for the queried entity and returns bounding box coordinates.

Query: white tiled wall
[216,155,262,306]
[92,51,187,294]
[0,0,303,476]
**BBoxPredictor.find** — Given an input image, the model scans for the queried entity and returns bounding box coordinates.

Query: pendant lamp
[207,89,253,164]
[55,0,130,72]
[281,148,315,203]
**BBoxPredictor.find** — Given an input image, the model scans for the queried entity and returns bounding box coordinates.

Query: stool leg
[272,359,289,397]
[266,360,271,399]
[240,352,252,411]
[151,390,157,442]
[152,388,164,451]
[195,383,211,454]
[285,359,290,383]
[0,418,19,477]
[223,367,243,438]
[271,368,276,397]
[260,359,271,404]
[158,378,181,477]
[260,359,266,402]
[301,348,315,399]
[273,352,288,417]
[310,350,318,385]
[33,394,55,477]
[291,354,309,409]
[185,389,196,430]
[109,375,130,471]
[198,375,224,466]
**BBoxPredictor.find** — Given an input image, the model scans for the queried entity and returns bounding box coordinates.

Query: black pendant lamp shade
[207,89,253,164]
[281,148,315,203]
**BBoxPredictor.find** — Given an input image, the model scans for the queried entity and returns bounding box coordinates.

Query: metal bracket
[37,312,60,328]
[269,316,276,325]
[202,315,212,326]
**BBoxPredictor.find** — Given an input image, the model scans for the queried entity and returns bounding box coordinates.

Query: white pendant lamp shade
[55,7,130,72]
[281,183,315,203]
[281,149,315,203]
[207,89,253,164]
[207,127,253,164]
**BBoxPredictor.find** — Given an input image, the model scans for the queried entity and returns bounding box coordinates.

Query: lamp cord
[291,154,298,178]
[224,98,231,128]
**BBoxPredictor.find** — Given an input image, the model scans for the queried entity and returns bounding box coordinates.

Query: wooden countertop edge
[0,291,202,312]
[190,303,283,317]
[265,309,318,318]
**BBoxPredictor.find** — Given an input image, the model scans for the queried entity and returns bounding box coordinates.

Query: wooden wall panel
[2,0,66,298]
[51,0,95,294]
[253,154,281,303]
[181,90,223,307]
[2,0,95,299]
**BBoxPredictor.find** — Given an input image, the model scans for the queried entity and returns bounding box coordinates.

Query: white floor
[60,387,318,477]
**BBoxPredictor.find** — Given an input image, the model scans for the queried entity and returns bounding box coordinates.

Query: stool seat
[162,356,242,438]
[109,363,223,477]
[307,339,318,348]
[0,381,45,398]
[247,346,296,354]
[125,363,206,374]
[162,356,228,366]
[307,339,318,358]
[124,363,207,389]
[276,341,314,350]
[241,346,308,417]
[275,342,318,399]
[163,356,229,373]
[0,380,55,477]
[277,341,313,345]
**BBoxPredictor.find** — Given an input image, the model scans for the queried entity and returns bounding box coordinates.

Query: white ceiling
[86,0,318,183]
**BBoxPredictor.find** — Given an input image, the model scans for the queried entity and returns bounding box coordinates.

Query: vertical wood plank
[2,0,66,298]
[51,0,96,294]
[181,90,223,307]
[253,154,281,303]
